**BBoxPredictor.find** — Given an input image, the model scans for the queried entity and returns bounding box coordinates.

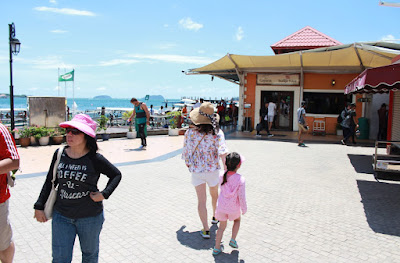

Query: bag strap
[191,134,206,158]
[51,146,65,186]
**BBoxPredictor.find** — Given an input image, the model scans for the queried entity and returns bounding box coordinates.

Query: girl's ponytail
[221,152,241,186]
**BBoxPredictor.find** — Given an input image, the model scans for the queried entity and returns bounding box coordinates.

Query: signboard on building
[257,74,300,86]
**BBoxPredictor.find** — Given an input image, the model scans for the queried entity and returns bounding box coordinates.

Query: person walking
[256,102,272,137]
[340,103,358,145]
[297,101,308,147]
[34,114,122,263]
[267,100,276,132]
[182,102,228,239]
[0,124,20,263]
[128,98,150,150]
[213,152,247,256]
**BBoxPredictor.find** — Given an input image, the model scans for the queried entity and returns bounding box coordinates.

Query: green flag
[59,70,74,82]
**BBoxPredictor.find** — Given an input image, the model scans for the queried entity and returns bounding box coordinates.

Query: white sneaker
[139,145,147,150]
[256,134,261,137]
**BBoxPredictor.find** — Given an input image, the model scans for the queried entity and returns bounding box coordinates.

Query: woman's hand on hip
[34,209,48,223]
[90,191,105,202]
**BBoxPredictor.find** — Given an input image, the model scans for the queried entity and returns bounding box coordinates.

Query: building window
[303,92,351,114]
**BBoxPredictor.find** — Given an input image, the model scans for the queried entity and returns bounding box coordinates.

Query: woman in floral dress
[182,102,228,239]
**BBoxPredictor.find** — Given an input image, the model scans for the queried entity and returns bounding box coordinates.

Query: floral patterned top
[182,128,228,173]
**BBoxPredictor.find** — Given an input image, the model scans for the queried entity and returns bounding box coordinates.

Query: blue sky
[0,0,399,99]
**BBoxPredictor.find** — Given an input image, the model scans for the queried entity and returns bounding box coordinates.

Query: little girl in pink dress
[213,152,247,256]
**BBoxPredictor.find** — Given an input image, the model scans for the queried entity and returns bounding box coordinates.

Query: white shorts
[0,200,12,251]
[191,170,220,187]
[267,115,274,122]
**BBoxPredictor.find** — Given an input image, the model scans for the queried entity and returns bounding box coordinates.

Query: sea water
[0,97,180,112]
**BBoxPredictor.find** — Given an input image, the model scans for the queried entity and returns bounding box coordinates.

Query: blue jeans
[52,210,104,263]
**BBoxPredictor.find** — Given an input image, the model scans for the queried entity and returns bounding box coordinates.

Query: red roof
[271,26,342,49]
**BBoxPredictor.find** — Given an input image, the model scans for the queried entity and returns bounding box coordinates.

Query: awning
[344,63,400,94]
[187,42,400,84]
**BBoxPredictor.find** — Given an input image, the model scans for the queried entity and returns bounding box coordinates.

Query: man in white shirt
[193,98,203,109]
[267,101,276,132]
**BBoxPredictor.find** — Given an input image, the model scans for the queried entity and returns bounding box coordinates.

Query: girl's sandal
[212,244,224,255]
[229,239,239,249]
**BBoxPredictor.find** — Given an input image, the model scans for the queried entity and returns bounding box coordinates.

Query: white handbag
[44,146,64,219]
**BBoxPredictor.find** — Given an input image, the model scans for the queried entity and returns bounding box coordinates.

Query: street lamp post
[8,22,21,133]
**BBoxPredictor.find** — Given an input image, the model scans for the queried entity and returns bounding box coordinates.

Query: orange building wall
[304,73,358,90]
[243,72,361,133]
[244,73,257,124]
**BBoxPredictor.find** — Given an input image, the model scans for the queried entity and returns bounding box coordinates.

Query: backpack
[337,110,345,123]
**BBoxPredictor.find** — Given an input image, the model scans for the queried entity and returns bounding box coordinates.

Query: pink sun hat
[59,114,97,138]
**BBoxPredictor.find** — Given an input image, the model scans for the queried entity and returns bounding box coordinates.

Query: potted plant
[34,126,51,146]
[166,111,182,136]
[123,110,136,139]
[51,128,65,145]
[29,126,39,145]
[97,115,110,141]
[17,128,31,147]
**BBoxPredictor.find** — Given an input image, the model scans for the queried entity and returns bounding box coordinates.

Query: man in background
[267,100,277,133]
[128,98,150,150]
[256,102,272,137]
[297,101,308,147]
[193,98,203,109]
[340,103,358,145]
[0,123,20,263]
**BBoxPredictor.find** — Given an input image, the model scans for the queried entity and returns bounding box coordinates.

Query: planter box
[101,133,110,141]
[51,135,64,145]
[39,136,50,146]
[168,129,179,136]
[19,137,30,147]
[127,131,137,139]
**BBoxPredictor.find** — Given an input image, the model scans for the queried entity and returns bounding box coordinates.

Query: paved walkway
[8,134,400,262]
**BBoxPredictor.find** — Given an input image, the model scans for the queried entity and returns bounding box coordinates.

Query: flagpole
[72,69,75,116]
[57,67,60,96]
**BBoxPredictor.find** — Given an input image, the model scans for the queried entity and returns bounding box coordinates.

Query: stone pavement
[8,134,400,262]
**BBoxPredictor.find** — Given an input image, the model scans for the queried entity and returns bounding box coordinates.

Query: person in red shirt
[0,123,20,263]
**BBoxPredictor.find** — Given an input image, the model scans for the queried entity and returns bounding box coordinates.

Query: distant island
[93,95,112,99]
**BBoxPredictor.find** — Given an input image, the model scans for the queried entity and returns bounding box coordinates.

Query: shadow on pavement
[357,180,400,237]
[176,225,218,250]
[348,154,374,174]
[213,250,244,263]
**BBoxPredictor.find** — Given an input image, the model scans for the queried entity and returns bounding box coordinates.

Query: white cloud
[236,26,244,41]
[179,17,203,31]
[197,50,205,54]
[49,0,57,4]
[163,24,169,28]
[380,34,398,43]
[29,87,38,91]
[20,56,75,69]
[51,29,67,34]
[98,59,140,67]
[34,6,96,16]
[127,54,214,65]
[97,87,107,91]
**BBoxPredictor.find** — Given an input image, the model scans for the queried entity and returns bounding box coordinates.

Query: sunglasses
[66,128,82,135]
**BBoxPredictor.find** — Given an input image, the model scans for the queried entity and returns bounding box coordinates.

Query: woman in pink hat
[182,102,228,239]
[34,114,121,263]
